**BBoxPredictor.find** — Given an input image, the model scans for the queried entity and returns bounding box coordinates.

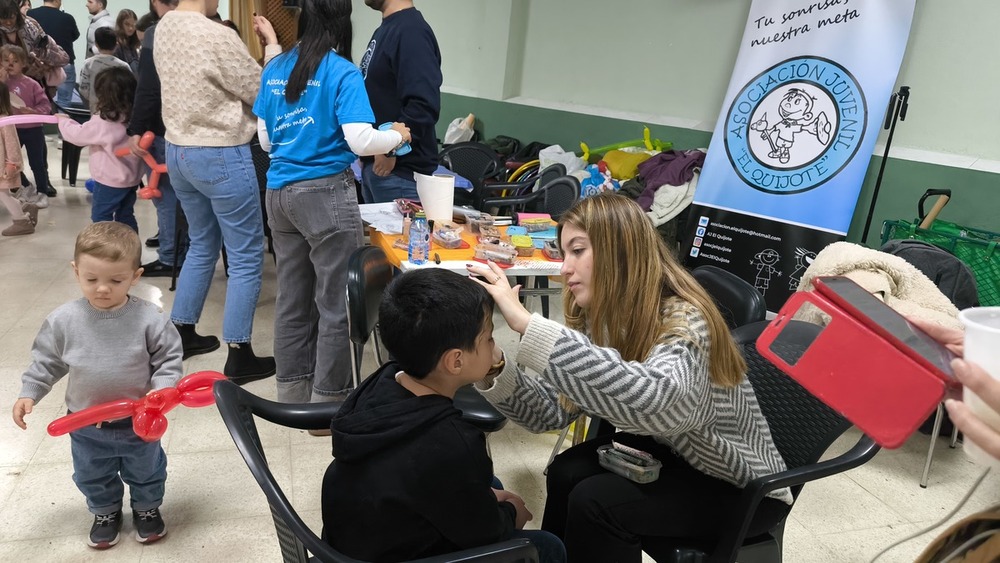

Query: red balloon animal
[114,131,167,200]
[47,371,225,442]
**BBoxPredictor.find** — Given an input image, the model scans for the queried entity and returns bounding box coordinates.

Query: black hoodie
[322,363,516,562]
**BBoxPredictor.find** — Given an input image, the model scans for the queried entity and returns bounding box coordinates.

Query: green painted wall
[439,93,999,246]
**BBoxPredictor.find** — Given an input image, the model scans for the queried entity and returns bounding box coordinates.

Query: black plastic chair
[438,142,509,211]
[880,238,975,487]
[346,246,393,387]
[54,102,91,187]
[640,321,880,563]
[213,380,538,563]
[692,265,767,329]
[345,246,508,434]
[481,174,580,222]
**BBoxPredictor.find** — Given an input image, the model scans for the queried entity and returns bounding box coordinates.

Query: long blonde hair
[558,193,746,387]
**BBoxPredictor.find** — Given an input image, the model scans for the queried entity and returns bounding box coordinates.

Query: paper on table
[359,202,405,234]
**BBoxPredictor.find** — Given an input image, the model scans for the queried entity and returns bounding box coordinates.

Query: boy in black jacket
[321,269,564,563]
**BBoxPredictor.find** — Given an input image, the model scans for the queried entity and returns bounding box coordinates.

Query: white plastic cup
[414,172,455,223]
[958,307,1000,468]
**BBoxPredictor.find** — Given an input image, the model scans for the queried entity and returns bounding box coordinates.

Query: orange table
[369,227,564,277]
[360,203,562,277]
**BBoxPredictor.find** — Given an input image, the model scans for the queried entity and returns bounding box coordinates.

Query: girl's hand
[466,261,532,335]
[252,14,278,48]
[4,162,17,178]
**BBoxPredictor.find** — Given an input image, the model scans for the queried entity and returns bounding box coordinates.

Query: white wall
[351,0,1000,163]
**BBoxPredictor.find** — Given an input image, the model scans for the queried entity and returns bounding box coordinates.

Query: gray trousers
[266,170,363,403]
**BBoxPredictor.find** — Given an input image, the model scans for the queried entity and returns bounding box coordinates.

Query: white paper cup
[415,172,455,223]
[958,307,1000,468]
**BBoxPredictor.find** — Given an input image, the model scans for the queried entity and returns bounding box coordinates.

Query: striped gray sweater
[478,298,793,504]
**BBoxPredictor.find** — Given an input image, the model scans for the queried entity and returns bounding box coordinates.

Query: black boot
[224,342,276,384]
[173,323,220,359]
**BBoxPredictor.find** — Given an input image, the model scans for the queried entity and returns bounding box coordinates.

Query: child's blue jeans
[70,418,167,515]
[91,181,139,233]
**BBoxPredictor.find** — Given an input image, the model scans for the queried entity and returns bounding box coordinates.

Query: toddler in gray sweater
[11,222,182,550]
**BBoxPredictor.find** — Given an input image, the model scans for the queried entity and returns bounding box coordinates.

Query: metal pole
[860,86,910,245]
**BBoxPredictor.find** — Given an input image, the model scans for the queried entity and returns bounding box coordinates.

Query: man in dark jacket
[27,0,78,108]
[358,0,442,203]
[322,269,564,563]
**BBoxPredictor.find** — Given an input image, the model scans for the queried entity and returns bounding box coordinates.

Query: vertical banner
[682,0,915,310]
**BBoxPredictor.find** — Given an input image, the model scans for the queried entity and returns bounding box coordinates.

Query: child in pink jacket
[58,66,144,232]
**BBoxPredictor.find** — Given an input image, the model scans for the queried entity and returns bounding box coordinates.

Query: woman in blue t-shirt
[253,0,409,407]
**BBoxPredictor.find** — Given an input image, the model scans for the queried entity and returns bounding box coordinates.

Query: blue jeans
[56,63,76,109]
[91,181,138,232]
[149,136,186,266]
[17,126,48,192]
[361,161,418,203]
[166,143,264,343]
[266,170,362,403]
[70,420,167,515]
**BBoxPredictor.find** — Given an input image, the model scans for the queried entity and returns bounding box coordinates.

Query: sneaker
[132,507,167,544]
[88,510,122,549]
[141,259,175,278]
[2,219,34,236]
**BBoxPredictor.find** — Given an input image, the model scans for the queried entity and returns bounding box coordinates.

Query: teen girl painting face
[558,223,594,308]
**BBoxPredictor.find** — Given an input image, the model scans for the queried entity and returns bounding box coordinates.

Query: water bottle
[408,211,430,265]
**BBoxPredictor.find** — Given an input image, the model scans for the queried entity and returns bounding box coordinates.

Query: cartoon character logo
[724,57,868,195]
[788,247,816,291]
[749,88,832,165]
[750,248,782,295]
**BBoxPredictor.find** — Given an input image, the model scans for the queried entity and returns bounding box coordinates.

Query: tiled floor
[0,138,998,562]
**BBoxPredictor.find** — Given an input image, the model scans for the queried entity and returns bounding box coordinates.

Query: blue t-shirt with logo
[254,48,375,189]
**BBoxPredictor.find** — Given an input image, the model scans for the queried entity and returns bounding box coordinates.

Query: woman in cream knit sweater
[154,0,281,382]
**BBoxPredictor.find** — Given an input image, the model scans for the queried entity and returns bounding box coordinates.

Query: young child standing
[1,44,50,203]
[0,80,34,236]
[11,222,183,549]
[58,66,144,232]
[322,269,565,563]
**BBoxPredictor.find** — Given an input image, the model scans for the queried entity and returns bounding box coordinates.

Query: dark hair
[94,26,115,51]
[222,19,239,37]
[378,269,494,379]
[0,0,25,28]
[93,66,135,122]
[135,11,157,32]
[115,9,138,51]
[282,0,352,104]
[0,81,13,117]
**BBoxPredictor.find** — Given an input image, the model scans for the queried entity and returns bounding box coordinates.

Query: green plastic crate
[881,219,1000,306]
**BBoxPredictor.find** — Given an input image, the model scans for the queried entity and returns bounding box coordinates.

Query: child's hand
[4,162,18,178]
[127,134,149,158]
[12,398,35,430]
[494,489,532,529]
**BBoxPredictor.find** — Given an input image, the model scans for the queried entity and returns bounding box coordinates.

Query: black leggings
[542,433,792,563]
